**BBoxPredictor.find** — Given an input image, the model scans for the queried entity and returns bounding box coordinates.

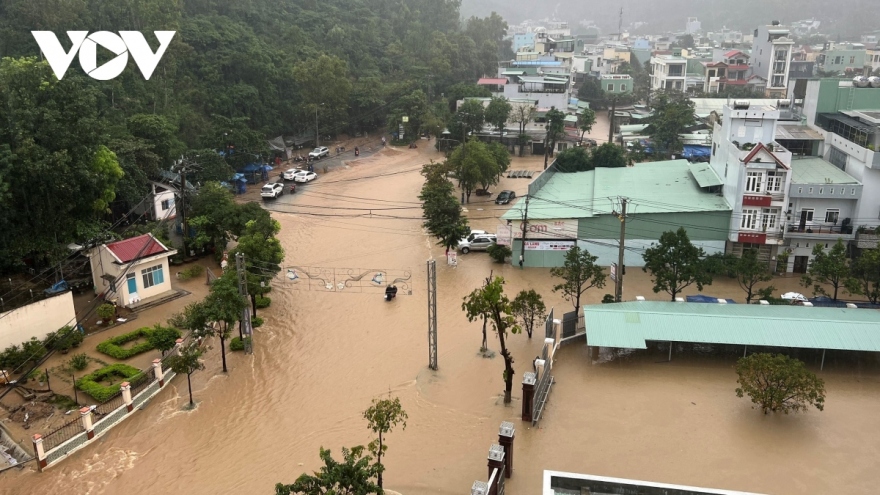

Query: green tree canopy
[419,162,470,252]
[733,249,775,303]
[550,246,607,311]
[801,238,852,300]
[847,247,880,304]
[485,96,512,142]
[642,227,713,301]
[363,395,408,489]
[511,289,547,338]
[735,353,825,415]
[644,91,695,154]
[275,446,379,495]
[166,340,205,407]
[447,138,508,202]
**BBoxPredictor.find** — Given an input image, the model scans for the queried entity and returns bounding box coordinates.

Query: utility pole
[178,163,189,257]
[519,195,530,269]
[235,253,253,354]
[427,260,438,370]
[614,198,628,302]
[608,96,617,146]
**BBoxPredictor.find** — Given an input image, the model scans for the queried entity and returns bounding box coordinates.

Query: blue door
[126,273,137,294]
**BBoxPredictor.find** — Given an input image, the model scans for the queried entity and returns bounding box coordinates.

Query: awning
[776,125,826,140]
[687,162,723,187]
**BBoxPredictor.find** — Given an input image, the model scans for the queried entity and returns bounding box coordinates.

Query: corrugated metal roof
[106,234,169,263]
[790,157,861,185]
[687,162,723,187]
[584,301,880,351]
[501,160,731,221]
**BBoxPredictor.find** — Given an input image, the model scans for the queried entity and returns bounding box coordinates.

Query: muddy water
[4,139,880,494]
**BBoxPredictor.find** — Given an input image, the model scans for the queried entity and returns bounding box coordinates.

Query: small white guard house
[88,234,177,308]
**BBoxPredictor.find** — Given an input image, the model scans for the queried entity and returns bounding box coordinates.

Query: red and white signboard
[496,224,512,246]
[524,240,576,251]
[512,219,577,239]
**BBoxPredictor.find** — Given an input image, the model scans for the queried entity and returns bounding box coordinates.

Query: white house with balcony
[709,101,793,266]
[784,157,861,272]
[749,22,794,98]
[650,51,688,91]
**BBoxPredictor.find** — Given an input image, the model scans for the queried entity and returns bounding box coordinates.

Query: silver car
[458,234,497,254]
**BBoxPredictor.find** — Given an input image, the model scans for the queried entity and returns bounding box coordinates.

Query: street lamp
[315,103,324,147]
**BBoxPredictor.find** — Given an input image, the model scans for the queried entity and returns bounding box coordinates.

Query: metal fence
[94,391,125,417]
[561,310,584,339]
[40,416,84,451]
[129,367,156,398]
[92,406,128,437]
[544,307,555,339]
[532,343,554,425]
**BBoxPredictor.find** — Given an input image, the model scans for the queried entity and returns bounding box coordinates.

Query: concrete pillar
[552,319,561,346]
[32,434,47,471]
[153,359,165,387]
[487,444,505,481]
[121,381,133,412]
[80,406,94,440]
[543,338,555,368]
[521,372,536,422]
[534,359,546,381]
[175,338,184,355]
[498,421,515,478]
[471,481,489,495]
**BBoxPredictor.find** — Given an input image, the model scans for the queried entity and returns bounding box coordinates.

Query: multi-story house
[651,49,688,91]
[749,22,794,98]
[865,46,879,74]
[709,101,792,263]
[785,157,861,272]
[703,50,750,93]
[818,43,868,75]
[685,17,701,35]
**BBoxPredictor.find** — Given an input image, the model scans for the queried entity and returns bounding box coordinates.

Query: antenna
[618,7,623,41]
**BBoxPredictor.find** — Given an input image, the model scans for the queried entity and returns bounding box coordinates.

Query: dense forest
[0,0,511,272]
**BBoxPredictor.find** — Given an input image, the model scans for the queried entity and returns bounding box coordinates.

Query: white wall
[153,190,176,220]
[0,291,76,350]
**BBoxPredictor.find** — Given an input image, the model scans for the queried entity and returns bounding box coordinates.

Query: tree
[449,99,486,141]
[447,139,507,202]
[801,238,852,300]
[201,271,246,372]
[644,91,695,154]
[484,96,512,143]
[554,146,592,172]
[148,324,181,356]
[509,102,536,156]
[419,162,470,252]
[577,108,596,142]
[293,54,352,137]
[679,34,695,49]
[363,395,408,490]
[511,289,547,338]
[550,246,607,311]
[847,247,880,303]
[275,446,380,495]
[734,249,775,303]
[462,276,520,403]
[233,216,284,318]
[166,341,205,407]
[642,227,713,301]
[189,182,239,252]
[735,353,826,415]
[543,106,566,169]
[590,142,628,169]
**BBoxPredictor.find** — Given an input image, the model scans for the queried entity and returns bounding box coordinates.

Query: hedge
[230,336,251,352]
[96,327,166,360]
[255,295,271,309]
[76,364,143,402]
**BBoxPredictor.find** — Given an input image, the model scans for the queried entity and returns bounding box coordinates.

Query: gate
[561,310,579,338]
[544,307,555,339]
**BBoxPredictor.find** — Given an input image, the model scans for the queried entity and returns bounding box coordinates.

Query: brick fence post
[153,359,165,387]
[80,407,94,440]
[121,381,133,412]
[32,434,46,472]
[175,338,184,356]
[498,421,515,478]
[521,372,535,422]
[487,444,505,491]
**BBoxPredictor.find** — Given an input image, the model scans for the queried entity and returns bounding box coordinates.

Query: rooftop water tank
[868,76,880,88]
[853,76,870,88]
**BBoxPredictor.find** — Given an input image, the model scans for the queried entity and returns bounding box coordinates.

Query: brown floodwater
[4,132,880,495]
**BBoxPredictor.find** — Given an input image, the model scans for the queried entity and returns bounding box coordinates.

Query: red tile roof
[106,234,168,263]
[724,50,747,59]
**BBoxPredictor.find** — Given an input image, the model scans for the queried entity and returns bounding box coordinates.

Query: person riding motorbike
[355,146,360,156]
[384,285,398,301]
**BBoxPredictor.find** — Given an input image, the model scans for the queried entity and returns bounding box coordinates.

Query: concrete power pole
[614,198,628,302]
[235,253,253,354]
[427,260,438,370]
[519,195,530,269]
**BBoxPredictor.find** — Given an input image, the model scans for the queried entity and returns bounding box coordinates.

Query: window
[160,198,173,211]
[724,164,728,177]
[819,187,824,194]
[741,208,759,230]
[798,187,803,194]
[801,209,814,222]
[825,209,840,224]
[762,208,779,230]
[745,172,762,192]
[852,188,856,195]
[808,187,814,194]
[766,171,783,192]
[141,264,164,289]
[829,146,847,169]
[772,76,784,87]
[621,84,626,91]
[849,56,855,64]
[713,143,717,156]
[834,56,842,64]
[607,83,614,91]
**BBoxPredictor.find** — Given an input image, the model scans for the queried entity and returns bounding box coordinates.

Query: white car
[461,230,488,244]
[294,171,318,183]
[458,234,497,254]
[260,182,284,199]
[308,146,329,159]
[282,168,301,181]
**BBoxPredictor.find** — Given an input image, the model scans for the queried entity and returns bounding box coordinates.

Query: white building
[650,51,688,91]
[685,17,701,35]
[749,22,794,98]
[88,233,177,308]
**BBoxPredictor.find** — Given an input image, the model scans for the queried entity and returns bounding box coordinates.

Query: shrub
[230,336,251,352]
[487,244,512,263]
[96,327,162,360]
[601,294,616,304]
[255,295,271,309]
[76,364,143,402]
[51,326,84,353]
[96,303,116,322]
[178,265,205,280]
[0,345,27,370]
[69,353,89,371]
[252,316,264,328]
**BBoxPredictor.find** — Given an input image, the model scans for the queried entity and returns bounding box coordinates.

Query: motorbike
[289,184,296,194]
[355,147,360,157]
[384,285,398,302]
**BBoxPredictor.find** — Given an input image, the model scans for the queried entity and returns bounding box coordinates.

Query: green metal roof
[564,115,578,123]
[790,157,861,185]
[501,160,731,221]
[584,301,880,351]
[687,162,723,187]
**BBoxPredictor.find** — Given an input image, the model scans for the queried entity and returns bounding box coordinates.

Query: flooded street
[4,138,880,494]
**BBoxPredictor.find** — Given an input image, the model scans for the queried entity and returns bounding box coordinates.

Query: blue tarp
[686,294,737,304]
[682,145,711,159]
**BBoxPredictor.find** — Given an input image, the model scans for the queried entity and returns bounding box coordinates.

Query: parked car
[282,168,300,181]
[495,190,516,204]
[308,146,330,159]
[261,182,284,199]
[461,230,487,244]
[294,171,318,183]
[458,234,497,253]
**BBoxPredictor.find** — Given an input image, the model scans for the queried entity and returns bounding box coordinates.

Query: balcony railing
[786,224,854,238]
